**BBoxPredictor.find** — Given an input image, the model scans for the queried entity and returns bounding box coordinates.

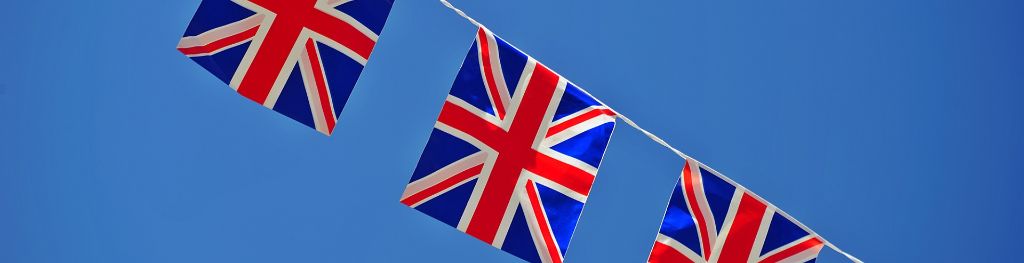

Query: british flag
[648,159,825,263]
[400,28,617,263]
[177,0,393,135]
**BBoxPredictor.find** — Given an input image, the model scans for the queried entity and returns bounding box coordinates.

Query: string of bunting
[175,0,863,261]
[436,1,863,262]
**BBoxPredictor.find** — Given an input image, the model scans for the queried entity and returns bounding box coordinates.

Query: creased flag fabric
[648,159,825,263]
[401,28,617,263]
[177,0,393,135]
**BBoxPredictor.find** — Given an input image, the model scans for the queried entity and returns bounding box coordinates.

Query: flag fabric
[177,0,393,135]
[648,159,825,263]
[401,28,617,263]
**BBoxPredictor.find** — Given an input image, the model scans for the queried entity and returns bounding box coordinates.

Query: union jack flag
[401,28,617,263]
[177,0,393,135]
[648,159,825,263]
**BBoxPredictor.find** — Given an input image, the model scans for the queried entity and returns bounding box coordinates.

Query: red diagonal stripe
[401,164,484,207]
[305,39,336,133]
[477,28,506,120]
[178,26,259,56]
[545,108,615,137]
[759,237,824,263]
[682,162,713,260]
[525,180,563,263]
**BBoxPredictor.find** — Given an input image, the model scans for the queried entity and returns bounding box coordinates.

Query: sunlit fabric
[400,27,617,263]
[648,159,825,263]
[177,0,394,135]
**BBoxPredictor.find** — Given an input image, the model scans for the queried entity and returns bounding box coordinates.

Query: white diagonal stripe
[178,14,264,49]
[402,151,486,201]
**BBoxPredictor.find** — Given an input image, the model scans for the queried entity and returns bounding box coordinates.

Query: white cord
[436,1,864,262]
[439,0,483,28]
[615,114,691,160]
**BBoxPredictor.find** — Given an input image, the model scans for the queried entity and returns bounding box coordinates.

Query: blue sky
[2,0,1023,262]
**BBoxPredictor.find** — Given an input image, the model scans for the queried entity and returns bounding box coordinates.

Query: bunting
[417,1,864,262]
[648,159,825,263]
[400,28,617,263]
[177,0,393,135]
[173,0,863,262]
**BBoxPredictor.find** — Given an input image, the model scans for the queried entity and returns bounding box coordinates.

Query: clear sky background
[2,0,1023,262]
